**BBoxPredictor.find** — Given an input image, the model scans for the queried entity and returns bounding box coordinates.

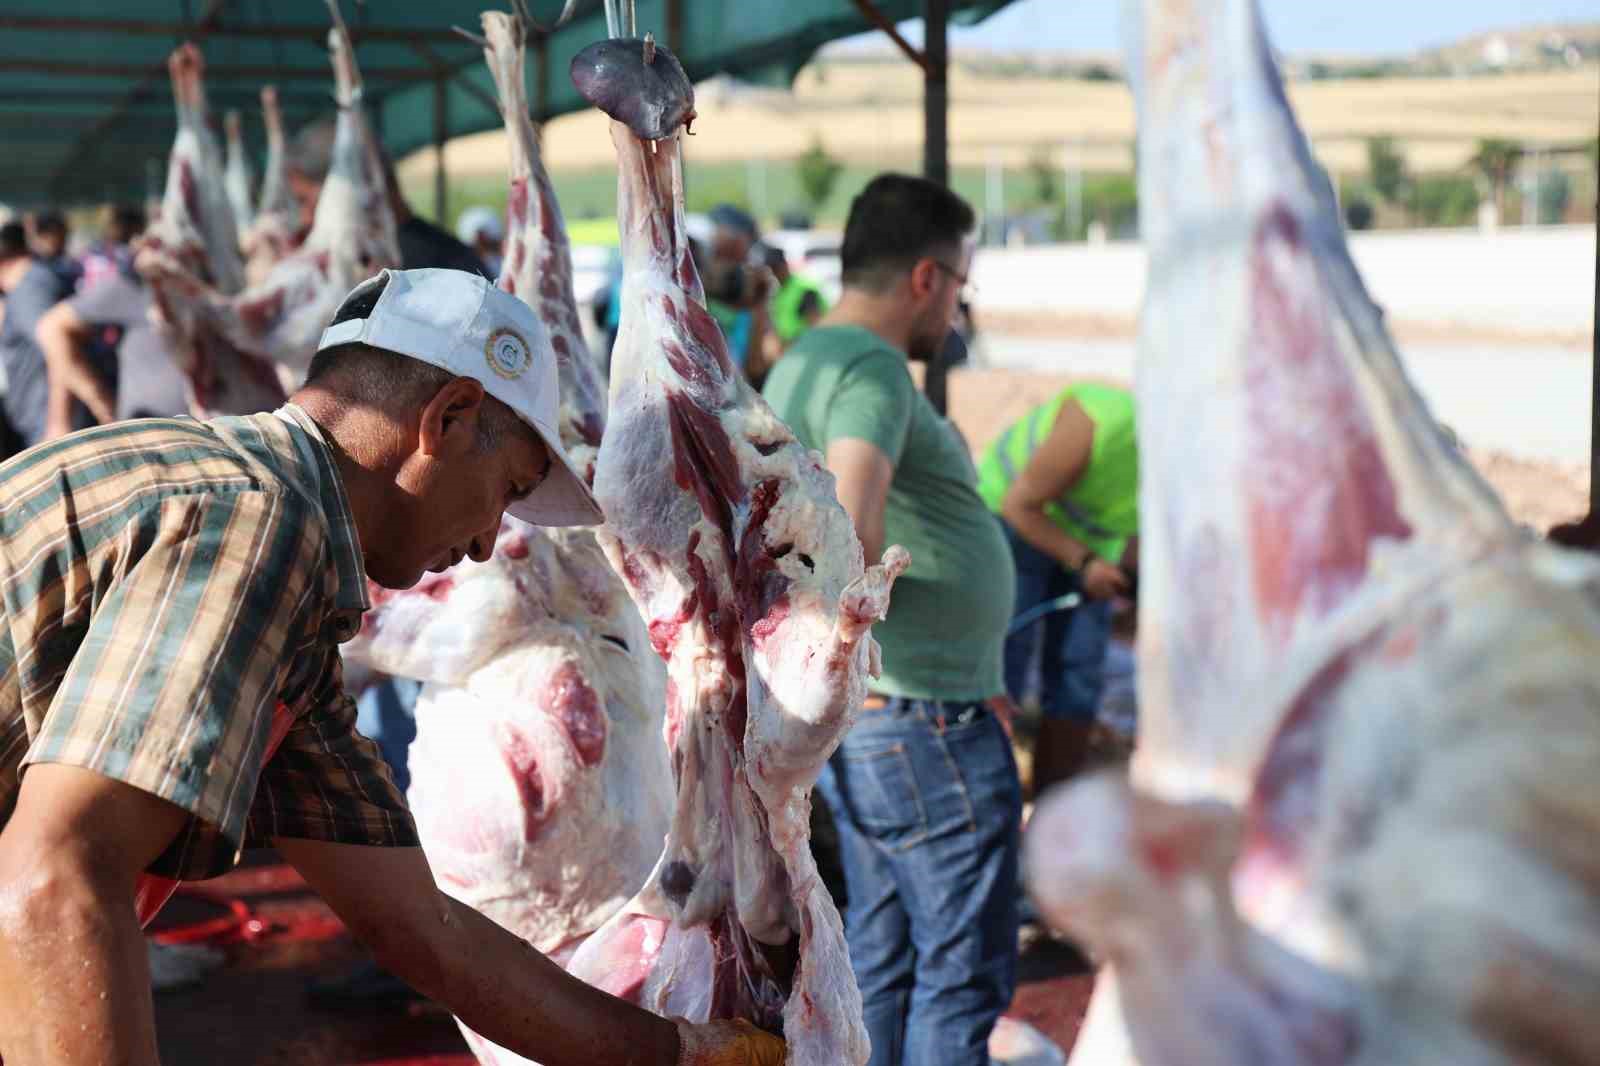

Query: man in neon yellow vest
[765,244,830,347]
[976,382,1138,797]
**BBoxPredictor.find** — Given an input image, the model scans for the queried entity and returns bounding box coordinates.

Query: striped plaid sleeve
[247,648,418,849]
[22,489,326,857]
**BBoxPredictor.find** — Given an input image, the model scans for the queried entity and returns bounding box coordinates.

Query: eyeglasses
[931,259,978,302]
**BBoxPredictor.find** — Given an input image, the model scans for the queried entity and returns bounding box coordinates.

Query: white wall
[972,225,1597,336]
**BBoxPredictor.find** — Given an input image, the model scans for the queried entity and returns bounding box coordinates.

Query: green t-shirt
[761,325,1015,701]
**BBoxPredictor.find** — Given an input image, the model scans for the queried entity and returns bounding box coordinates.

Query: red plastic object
[146,888,255,946]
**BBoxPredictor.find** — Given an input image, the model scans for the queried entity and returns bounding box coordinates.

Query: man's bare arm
[37,301,117,434]
[0,764,190,1066]
[1000,398,1128,598]
[825,436,895,565]
[275,837,683,1066]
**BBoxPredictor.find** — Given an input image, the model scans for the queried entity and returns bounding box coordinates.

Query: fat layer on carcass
[137,5,398,417]
[1025,3,1600,1066]
[343,517,671,969]
[564,35,908,1066]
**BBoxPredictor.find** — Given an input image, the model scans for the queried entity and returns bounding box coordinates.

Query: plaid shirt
[0,404,417,880]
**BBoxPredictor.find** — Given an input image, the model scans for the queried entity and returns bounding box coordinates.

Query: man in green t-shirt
[762,174,1020,1066]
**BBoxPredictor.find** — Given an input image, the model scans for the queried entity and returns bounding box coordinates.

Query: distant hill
[827,20,1600,81]
[1287,22,1600,80]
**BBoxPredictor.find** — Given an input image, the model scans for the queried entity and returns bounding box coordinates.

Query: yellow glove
[674,1018,787,1066]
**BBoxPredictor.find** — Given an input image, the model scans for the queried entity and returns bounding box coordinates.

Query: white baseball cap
[455,205,504,246]
[318,268,604,527]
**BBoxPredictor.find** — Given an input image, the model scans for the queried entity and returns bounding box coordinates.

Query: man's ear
[908,257,939,301]
[417,377,487,458]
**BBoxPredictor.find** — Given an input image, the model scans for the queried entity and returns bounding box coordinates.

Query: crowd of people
[0,162,1143,1066]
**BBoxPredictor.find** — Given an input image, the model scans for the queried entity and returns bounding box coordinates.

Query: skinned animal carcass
[343,12,675,1066]
[223,109,255,234]
[136,43,282,416]
[343,516,672,970]
[1025,3,1600,1066]
[137,4,398,416]
[564,34,909,1066]
[242,85,301,288]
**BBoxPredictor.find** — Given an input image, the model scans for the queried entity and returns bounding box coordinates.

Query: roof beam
[0,14,465,45]
[0,58,431,83]
[851,0,929,74]
[46,0,231,189]
[409,41,501,119]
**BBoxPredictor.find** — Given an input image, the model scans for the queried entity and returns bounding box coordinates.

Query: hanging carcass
[341,10,673,1066]
[242,85,300,287]
[137,3,399,416]
[563,28,909,1066]
[1024,3,1600,1065]
[223,109,255,234]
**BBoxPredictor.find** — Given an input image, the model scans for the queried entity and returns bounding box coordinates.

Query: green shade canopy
[0,0,1015,208]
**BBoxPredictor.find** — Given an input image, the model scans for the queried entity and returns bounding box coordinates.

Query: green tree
[795,137,843,215]
[1026,147,1060,208]
[1412,175,1479,227]
[1468,138,1523,217]
[1365,136,1410,211]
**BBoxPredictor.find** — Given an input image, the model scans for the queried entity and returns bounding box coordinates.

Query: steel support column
[923,0,949,187]
[433,77,448,222]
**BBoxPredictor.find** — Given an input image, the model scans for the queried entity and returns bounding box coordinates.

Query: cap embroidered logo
[486,326,531,379]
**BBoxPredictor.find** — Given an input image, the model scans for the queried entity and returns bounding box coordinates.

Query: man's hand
[277,836,680,1066]
[675,1019,786,1066]
[1080,557,1130,600]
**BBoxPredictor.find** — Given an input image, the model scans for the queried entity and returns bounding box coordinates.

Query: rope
[1007,592,1083,635]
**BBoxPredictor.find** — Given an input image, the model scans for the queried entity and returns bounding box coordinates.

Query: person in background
[285,119,489,279]
[35,256,188,439]
[456,205,506,278]
[975,383,1138,799]
[702,203,776,385]
[761,174,1020,1066]
[79,204,146,294]
[30,211,81,294]
[0,221,72,458]
[764,243,829,349]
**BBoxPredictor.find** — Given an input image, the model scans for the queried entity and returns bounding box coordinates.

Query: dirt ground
[941,366,1593,532]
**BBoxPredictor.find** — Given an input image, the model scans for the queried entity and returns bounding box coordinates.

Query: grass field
[400,57,1600,231]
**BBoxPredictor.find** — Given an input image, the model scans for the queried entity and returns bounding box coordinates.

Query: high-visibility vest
[975,383,1138,563]
[770,274,829,343]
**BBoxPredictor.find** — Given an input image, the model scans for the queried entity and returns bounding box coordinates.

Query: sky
[833,0,1600,57]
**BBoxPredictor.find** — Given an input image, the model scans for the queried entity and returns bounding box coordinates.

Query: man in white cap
[456,205,507,278]
[0,269,784,1066]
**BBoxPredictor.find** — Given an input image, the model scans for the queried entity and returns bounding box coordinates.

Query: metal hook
[519,0,580,37]
[603,0,636,38]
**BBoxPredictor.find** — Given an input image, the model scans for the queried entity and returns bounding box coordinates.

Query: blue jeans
[1001,522,1112,722]
[816,697,1022,1066]
[355,677,422,795]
